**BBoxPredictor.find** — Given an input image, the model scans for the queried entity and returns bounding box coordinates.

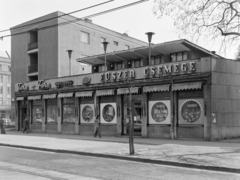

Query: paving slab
[0,133,240,174]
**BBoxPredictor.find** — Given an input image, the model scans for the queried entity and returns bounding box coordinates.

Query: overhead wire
[0,0,149,44]
[0,0,114,33]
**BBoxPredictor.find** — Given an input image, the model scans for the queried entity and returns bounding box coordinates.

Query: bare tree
[153,0,240,51]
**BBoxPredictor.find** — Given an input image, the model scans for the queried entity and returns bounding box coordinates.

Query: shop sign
[38,80,51,90]
[143,61,196,78]
[55,80,74,89]
[18,83,29,92]
[82,76,91,85]
[100,70,135,82]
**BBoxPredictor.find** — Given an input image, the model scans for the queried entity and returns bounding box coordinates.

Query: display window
[148,100,171,124]
[178,99,204,125]
[63,98,76,123]
[46,99,58,123]
[32,100,43,123]
[80,104,95,123]
[100,103,117,124]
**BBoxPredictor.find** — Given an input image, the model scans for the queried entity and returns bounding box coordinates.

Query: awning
[96,89,114,96]
[75,91,93,97]
[28,95,42,100]
[172,82,202,91]
[16,97,24,101]
[117,87,139,95]
[58,92,74,98]
[42,94,57,99]
[143,84,170,93]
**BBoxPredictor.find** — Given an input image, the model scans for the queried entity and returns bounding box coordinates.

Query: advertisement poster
[100,103,117,124]
[178,99,204,125]
[148,100,171,124]
[80,104,95,123]
[33,106,43,123]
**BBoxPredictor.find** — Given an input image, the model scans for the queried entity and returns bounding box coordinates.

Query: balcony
[28,64,38,73]
[28,42,38,51]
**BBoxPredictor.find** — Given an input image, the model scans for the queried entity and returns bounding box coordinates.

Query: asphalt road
[0,146,239,180]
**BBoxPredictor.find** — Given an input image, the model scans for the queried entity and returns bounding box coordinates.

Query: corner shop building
[15,40,240,140]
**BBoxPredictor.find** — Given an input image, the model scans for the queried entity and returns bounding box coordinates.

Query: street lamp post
[145,32,155,66]
[67,50,73,75]
[102,42,109,71]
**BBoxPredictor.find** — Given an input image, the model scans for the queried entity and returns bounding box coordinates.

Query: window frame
[80,31,90,44]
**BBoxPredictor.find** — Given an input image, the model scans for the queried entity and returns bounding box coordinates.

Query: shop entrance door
[122,94,142,136]
[19,107,27,131]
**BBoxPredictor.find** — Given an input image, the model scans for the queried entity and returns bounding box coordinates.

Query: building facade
[10,11,148,125]
[0,55,11,119]
[14,39,240,140]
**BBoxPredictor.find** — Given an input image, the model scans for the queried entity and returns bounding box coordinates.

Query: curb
[0,143,240,174]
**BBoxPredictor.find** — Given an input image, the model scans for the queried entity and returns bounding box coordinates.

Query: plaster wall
[211,58,240,139]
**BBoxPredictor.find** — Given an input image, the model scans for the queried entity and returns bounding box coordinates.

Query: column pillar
[116,95,122,136]
[57,98,62,134]
[141,93,148,137]
[42,99,46,133]
[75,97,80,134]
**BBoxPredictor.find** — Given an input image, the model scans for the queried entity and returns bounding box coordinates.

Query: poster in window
[33,106,43,123]
[80,104,95,123]
[149,100,171,124]
[178,99,204,125]
[100,103,116,124]
[63,105,76,123]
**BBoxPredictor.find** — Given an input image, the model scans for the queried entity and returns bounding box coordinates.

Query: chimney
[211,51,216,54]
[84,18,92,23]
[123,33,128,36]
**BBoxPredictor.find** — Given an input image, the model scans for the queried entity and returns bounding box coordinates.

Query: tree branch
[217,27,240,36]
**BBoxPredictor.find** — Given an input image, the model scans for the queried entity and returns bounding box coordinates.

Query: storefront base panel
[62,123,75,134]
[177,126,204,139]
[45,123,58,134]
[100,125,116,136]
[147,125,171,139]
[79,124,94,135]
[31,123,43,133]
[211,126,240,140]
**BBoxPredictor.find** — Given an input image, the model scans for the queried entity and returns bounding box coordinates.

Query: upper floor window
[7,76,11,83]
[131,59,142,68]
[0,98,2,105]
[113,41,118,46]
[80,31,90,44]
[114,62,123,70]
[0,87,2,94]
[151,55,164,65]
[0,75,2,83]
[171,52,187,62]
[7,87,10,94]
[125,45,130,50]
[98,64,106,72]
[0,65,2,71]
[6,98,11,105]
[8,66,11,72]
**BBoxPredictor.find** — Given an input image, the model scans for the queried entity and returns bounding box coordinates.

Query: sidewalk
[1,130,240,174]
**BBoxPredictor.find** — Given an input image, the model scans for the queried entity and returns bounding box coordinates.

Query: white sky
[0,0,236,59]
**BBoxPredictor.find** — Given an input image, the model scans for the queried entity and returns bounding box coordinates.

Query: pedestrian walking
[22,115,30,133]
[94,115,101,138]
[0,117,6,134]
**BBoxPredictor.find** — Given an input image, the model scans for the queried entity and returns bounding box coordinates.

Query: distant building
[14,39,240,141]
[0,54,11,120]
[10,11,148,128]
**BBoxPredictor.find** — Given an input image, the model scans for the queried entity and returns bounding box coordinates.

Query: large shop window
[32,100,43,123]
[46,99,58,123]
[63,98,76,123]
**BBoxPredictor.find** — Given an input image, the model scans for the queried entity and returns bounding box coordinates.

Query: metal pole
[104,51,107,71]
[128,87,134,155]
[149,42,151,66]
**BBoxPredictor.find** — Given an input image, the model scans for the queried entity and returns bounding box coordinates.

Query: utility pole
[127,84,134,155]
